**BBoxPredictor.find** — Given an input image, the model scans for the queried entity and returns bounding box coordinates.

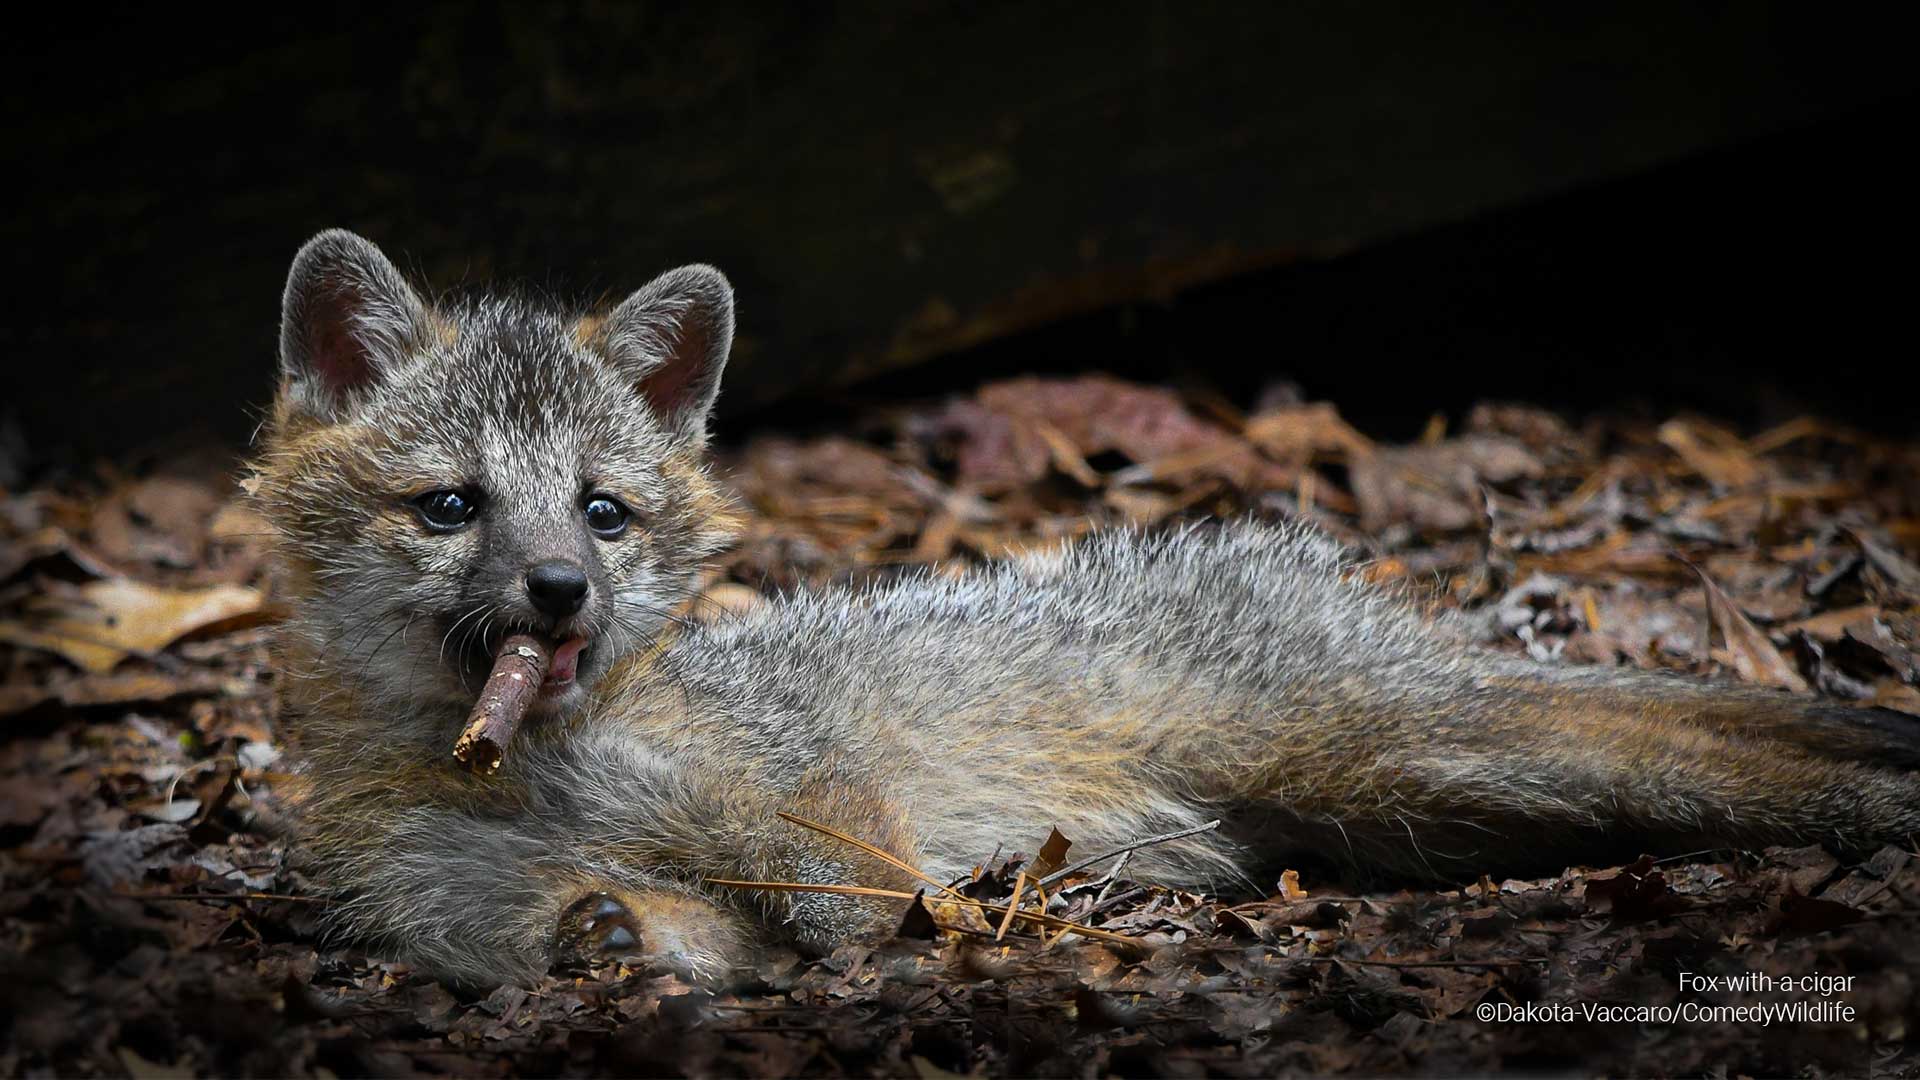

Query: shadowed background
[5,2,1917,468]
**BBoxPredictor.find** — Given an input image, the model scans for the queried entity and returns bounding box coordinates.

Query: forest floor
[3,374,1918,1077]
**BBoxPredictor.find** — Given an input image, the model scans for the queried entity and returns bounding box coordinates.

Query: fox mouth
[450,624,592,698]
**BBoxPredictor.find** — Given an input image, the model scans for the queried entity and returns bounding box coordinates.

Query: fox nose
[525,560,590,618]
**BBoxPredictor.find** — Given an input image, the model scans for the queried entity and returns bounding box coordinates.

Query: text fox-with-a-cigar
[251,229,1920,987]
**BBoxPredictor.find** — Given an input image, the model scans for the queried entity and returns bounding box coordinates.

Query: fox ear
[279,229,433,418]
[597,264,734,442]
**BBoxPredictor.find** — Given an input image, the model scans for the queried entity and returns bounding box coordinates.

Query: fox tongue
[547,637,588,685]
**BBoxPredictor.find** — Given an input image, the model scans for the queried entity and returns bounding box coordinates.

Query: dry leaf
[0,578,264,673]
[1350,436,1542,532]
[1278,869,1307,900]
[1689,563,1809,692]
[1848,528,1920,596]
[1243,402,1375,462]
[1658,420,1762,489]
[1031,828,1073,879]
[687,582,765,622]
[1778,604,1880,641]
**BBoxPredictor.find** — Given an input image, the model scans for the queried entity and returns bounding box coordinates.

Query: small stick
[702,880,921,901]
[776,811,967,899]
[706,877,1139,946]
[453,634,549,773]
[1090,850,1134,909]
[1035,819,1222,888]
[995,868,1029,940]
[1088,886,1149,920]
[1308,956,1548,969]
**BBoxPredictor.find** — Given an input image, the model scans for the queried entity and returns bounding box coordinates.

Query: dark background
[6,3,1918,469]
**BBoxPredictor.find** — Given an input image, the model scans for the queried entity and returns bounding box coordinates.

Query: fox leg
[553,885,758,983]
[307,800,761,987]
[551,734,924,957]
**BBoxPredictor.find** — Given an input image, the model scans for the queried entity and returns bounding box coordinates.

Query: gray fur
[289,520,1920,987]
[257,232,1920,990]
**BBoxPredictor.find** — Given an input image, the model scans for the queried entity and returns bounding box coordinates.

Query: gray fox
[251,230,1920,988]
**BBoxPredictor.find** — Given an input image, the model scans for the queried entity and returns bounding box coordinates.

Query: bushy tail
[1229,659,1920,882]
[1487,657,1920,770]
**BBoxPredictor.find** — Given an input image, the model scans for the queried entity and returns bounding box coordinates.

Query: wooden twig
[453,635,549,773]
[1089,886,1149,921]
[776,812,965,899]
[113,889,329,904]
[994,868,1029,941]
[1035,819,1222,888]
[702,880,920,901]
[1090,850,1134,908]
[707,876,1140,946]
[1308,956,1548,969]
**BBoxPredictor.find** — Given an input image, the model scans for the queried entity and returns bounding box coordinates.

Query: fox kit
[252,230,1920,988]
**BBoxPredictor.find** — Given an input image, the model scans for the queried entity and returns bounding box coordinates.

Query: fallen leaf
[686,582,765,622]
[1658,420,1762,489]
[0,579,263,673]
[132,796,202,824]
[115,1047,197,1080]
[1584,856,1690,921]
[1778,604,1881,641]
[897,892,939,940]
[1870,680,1920,716]
[1690,562,1810,692]
[1768,894,1866,937]
[923,376,1291,494]
[1848,528,1920,597]
[1243,403,1375,462]
[1025,829,1073,883]
[1278,869,1307,900]
[1350,436,1542,532]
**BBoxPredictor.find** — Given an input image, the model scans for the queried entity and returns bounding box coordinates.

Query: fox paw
[554,891,646,970]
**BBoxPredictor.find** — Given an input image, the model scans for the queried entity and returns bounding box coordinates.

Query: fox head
[251,230,741,715]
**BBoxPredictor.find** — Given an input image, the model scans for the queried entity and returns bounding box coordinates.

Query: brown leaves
[1350,435,1543,533]
[1582,855,1692,921]
[1657,418,1765,489]
[924,375,1295,495]
[1689,561,1811,692]
[6,380,1920,1076]
[0,578,264,673]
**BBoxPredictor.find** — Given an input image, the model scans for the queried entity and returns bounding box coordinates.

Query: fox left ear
[595,264,734,442]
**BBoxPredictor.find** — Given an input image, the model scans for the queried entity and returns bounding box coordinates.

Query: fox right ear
[278,229,433,418]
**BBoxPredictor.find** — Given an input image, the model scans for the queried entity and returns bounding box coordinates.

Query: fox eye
[582,495,631,539]
[413,489,479,532]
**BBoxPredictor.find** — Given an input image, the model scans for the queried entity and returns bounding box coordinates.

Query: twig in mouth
[452,634,550,773]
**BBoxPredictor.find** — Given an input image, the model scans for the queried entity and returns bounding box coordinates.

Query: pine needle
[702,880,921,900]
[775,811,965,899]
[707,874,1139,947]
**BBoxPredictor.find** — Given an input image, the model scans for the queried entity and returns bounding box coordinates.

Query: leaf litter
[2,381,1919,1076]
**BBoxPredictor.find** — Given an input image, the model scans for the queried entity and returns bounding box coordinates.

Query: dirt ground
[3,375,1917,1077]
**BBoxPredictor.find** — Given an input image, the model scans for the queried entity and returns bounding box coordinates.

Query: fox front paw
[555,892,646,968]
[552,887,756,986]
